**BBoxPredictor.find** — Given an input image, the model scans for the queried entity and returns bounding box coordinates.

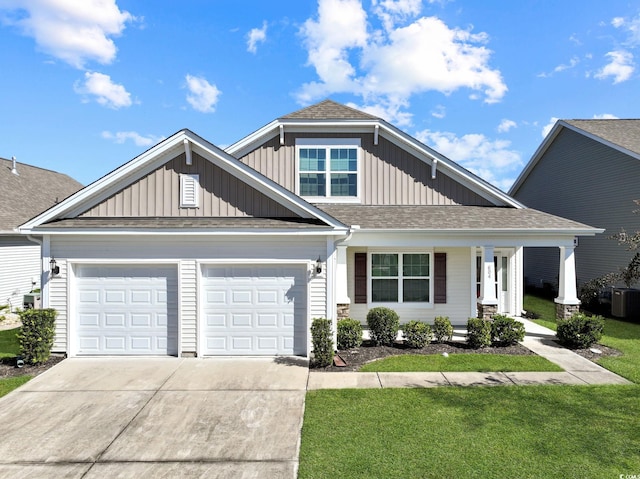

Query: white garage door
[75,265,178,356]
[202,265,307,356]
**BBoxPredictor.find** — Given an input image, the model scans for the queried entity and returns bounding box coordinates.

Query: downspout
[27,235,47,308]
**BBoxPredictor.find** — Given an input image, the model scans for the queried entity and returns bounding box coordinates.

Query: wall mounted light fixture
[315,256,323,274]
[50,258,60,276]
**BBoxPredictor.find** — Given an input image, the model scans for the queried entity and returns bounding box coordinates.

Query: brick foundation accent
[477,303,497,320]
[337,303,351,319]
[555,303,580,320]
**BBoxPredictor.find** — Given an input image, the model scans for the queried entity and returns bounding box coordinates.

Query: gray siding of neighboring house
[0,236,40,311]
[513,127,640,288]
[80,152,299,218]
[240,133,492,206]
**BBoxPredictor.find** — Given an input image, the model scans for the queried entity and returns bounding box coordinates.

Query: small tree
[609,199,640,288]
[18,308,57,364]
[310,318,334,367]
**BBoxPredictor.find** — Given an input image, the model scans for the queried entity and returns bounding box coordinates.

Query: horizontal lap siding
[49,260,68,352]
[514,128,640,285]
[0,238,40,308]
[239,133,492,206]
[347,247,473,326]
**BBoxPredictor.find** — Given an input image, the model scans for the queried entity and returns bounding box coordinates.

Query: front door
[476,252,511,315]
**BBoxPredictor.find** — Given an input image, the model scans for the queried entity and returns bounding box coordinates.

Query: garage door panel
[202,265,307,356]
[75,265,178,356]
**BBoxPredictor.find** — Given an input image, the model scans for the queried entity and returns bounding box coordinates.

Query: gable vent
[180,174,199,208]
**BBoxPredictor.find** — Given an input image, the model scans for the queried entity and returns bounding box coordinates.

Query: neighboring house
[0,157,82,310]
[19,101,600,358]
[509,119,640,292]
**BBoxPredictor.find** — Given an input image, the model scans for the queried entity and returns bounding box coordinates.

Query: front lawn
[299,386,640,478]
[524,294,640,383]
[0,327,31,398]
[360,353,562,372]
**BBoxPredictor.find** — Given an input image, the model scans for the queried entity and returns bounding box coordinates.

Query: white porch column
[335,245,350,304]
[555,245,580,305]
[479,246,497,304]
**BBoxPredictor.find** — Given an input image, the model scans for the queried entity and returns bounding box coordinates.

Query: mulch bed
[0,354,65,379]
[313,339,622,372]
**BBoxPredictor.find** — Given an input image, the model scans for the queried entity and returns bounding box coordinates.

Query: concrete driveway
[0,357,309,478]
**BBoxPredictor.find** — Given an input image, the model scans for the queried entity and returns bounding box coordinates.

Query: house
[509,119,640,293]
[0,157,82,310]
[18,100,601,358]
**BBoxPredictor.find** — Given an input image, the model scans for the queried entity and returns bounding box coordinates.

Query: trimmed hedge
[18,308,57,364]
[466,317,492,349]
[433,316,454,343]
[311,318,334,367]
[367,307,400,346]
[556,312,604,349]
[491,315,525,346]
[337,318,362,350]
[403,321,432,349]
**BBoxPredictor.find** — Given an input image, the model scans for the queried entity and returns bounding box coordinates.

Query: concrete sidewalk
[308,318,633,389]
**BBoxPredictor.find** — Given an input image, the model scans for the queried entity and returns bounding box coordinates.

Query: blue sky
[1,0,639,191]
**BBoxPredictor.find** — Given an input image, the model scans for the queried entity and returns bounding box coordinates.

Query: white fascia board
[19,130,190,230]
[22,228,349,236]
[509,121,565,196]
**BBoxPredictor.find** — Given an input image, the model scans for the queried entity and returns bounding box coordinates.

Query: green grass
[0,326,31,396]
[0,328,20,359]
[524,294,640,383]
[360,354,563,372]
[299,386,640,479]
[0,376,31,398]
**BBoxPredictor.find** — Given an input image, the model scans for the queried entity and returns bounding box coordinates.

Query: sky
[1,0,640,192]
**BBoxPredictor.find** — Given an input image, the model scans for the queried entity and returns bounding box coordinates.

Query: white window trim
[295,138,361,203]
[180,173,200,208]
[368,250,433,306]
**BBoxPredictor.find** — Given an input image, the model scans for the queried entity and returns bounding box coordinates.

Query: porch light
[315,256,323,274]
[50,258,60,276]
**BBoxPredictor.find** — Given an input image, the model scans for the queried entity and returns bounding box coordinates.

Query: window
[296,139,359,199]
[371,253,430,303]
[180,174,199,208]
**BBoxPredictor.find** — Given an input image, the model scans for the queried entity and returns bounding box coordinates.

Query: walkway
[307,318,633,389]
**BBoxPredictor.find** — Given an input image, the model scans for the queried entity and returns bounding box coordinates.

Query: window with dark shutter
[434,252,447,304]
[354,252,367,304]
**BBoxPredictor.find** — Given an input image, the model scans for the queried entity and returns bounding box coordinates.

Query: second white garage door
[201,265,307,356]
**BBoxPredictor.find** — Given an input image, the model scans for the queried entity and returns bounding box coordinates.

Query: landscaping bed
[0,354,64,379]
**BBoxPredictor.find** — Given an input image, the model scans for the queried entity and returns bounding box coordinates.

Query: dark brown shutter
[354,252,367,304]
[434,252,447,304]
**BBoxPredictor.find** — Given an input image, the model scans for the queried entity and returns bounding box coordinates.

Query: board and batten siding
[81,152,298,218]
[0,236,41,311]
[346,247,474,325]
[513,128,639,287]
[239,133,492,206]
[48,235,326,354]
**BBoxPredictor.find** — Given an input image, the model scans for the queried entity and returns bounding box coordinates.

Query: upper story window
[296,138,360,201]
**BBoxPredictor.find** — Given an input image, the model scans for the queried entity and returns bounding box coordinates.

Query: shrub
[466,317,492,349]
[402,321,432,349]
[491,314,525,346]
[432,316,454,343]
[18,308,57,364]
[337,318,362,350]
[366,307,400,346]
[311,318,334,367]
[556,313,604,349]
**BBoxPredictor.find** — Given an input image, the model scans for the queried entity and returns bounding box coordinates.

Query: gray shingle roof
[316,205,597,231]
[0,158,83,232]
[564,119,640,156]
[35,217,331,230]
[280,99,380,121]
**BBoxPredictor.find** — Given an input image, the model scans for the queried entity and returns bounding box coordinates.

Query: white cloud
[74,72,132,109]
[416,129,521,191]
[247,21,267,54]
[541,117,559,138]
[595,50,635,84]
[297,0,506,122]
[538,56,580,78]
[101,131,163,147]
[611,14,640,46]
[0,0,135,69]
[431,105,446,119]
[592,113,619,119]
[497,119,516,133]
[185,74,221,113]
